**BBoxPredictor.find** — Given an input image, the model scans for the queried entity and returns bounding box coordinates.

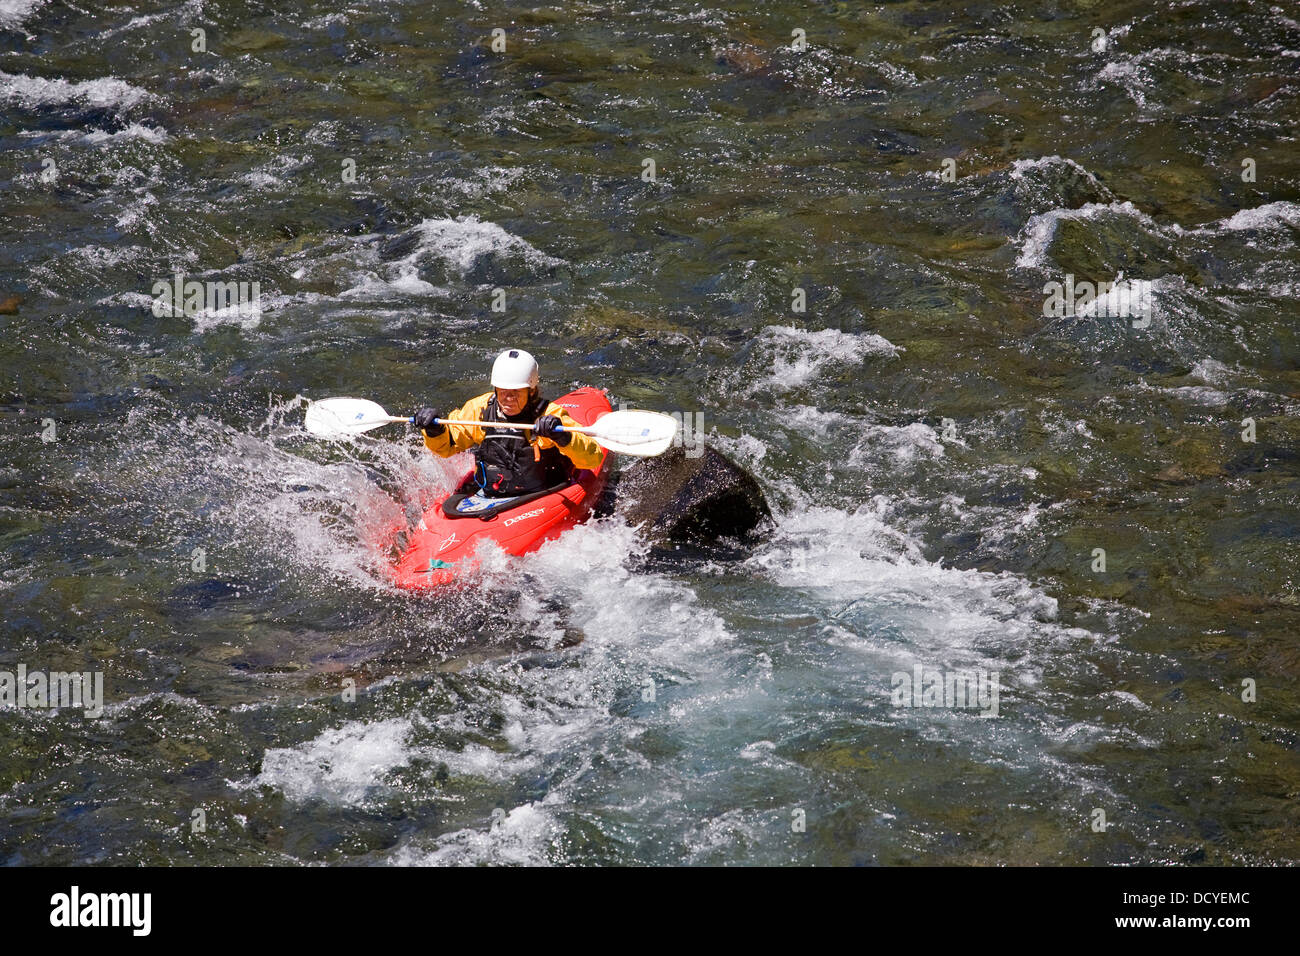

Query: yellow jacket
[422,392,605,471]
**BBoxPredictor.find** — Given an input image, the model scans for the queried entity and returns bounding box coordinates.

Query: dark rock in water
[615,444,772,547]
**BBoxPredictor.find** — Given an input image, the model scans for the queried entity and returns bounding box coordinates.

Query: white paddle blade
[305,398,401,438]
[583,410,679,457]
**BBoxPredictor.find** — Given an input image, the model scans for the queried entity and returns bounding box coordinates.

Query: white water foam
[251,718,415,806]
[1020,198,1300,274]
[0,0,46,30]
[1133,360,1284,408]
[0,71,155,113]
[389,802,562,866]
[340,215,562,299]
[1189,358,1234,387]
[774,503,1051,632]
[54,244,153,270]
[249,707,547,810]
[1215,201,1300,232]
[1008,155,1113,200]
[106,290,263,332]
[756,325,901,390]
[434,165,527,200]
[1095,59,1150,108]
[373,515,744,865]
[77,123,168,144]
[303,13,350,31]
[113,189,159,231]
[97,0,205,39]
[777,404,856,439]
[849,421,949,465]
[238,154,312,193]
[340,269,444,299]
[411,216,563,275]
[1073,275,1159,320]
[1090,40,1199,113]
[684,807,767,863]
[747,503,1146,759]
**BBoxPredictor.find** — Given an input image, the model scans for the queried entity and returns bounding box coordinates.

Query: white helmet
[490,348,540,389]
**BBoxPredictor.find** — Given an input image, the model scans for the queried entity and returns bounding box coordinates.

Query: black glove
[533,414,570,445]
[413,407,444,437]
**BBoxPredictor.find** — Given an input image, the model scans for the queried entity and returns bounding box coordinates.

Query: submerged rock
[615,444,772,548]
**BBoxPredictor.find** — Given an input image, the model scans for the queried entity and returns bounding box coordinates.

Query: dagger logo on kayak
[437,533,459,553]
[503,508,547,527]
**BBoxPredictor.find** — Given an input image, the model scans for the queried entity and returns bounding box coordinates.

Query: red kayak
[391,386,612,590]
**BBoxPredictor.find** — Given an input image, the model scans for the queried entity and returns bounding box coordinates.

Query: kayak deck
[391,386,612,590]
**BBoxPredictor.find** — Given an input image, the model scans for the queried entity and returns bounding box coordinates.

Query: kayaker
[412,349,605,497]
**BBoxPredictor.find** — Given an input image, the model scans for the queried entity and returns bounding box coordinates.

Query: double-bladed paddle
[303,397,678,457]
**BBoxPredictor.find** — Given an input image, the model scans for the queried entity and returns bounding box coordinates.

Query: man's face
[496,386,530,416]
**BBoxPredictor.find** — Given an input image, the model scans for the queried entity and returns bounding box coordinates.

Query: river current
[1,0,1298,865]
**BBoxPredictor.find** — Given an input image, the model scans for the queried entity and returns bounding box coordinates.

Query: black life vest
[472,393,574,497]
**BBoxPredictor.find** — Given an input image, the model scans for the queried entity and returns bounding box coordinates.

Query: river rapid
[1,0,1298,865]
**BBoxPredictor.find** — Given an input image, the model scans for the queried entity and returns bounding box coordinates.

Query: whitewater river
[2,0,1298,865]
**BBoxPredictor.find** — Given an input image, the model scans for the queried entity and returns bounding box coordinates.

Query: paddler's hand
[533,414,570,446]
[413,407,445,437]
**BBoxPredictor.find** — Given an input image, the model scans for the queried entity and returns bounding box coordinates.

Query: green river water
[1,0,1298,864]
